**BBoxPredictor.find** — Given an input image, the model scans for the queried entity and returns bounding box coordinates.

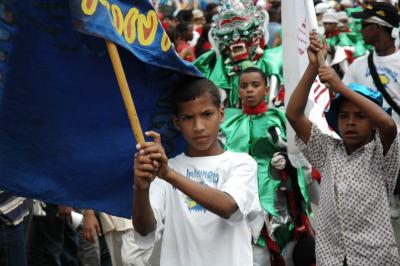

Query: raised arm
[141,131,238,220]
[286,32,326,143]
[319,66,397,154]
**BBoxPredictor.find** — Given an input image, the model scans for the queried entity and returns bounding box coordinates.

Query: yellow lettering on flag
[124,8,140,44]
[137,10,158,46]
[111,4,124,35]
[81,0,99,15]
[161,32,171,52]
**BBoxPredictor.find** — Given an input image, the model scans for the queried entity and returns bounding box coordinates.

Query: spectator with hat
[337,11,352,32]
[315,2,332,34]
[340,0,354,10]
[343,2,400,219]
[192,9,206,34]
[322,11,340,37]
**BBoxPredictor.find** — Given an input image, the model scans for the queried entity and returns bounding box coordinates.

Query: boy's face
[338,100,374,153]
[323,22,338,34]
[173,94,224,157]
[183,25,194,41]
[360,21,378,46]
[238,72,269,108]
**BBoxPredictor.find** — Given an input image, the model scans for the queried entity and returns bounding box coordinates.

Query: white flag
[282,0,334,155]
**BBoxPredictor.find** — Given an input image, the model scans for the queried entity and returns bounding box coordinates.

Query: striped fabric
[0,190,28,226]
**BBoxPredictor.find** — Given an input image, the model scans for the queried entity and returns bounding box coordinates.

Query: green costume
[220,107,312,250]
[346,6,372,57]
[326,31,369,59]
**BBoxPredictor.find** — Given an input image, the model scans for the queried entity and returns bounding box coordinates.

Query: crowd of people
[1,0,400,265]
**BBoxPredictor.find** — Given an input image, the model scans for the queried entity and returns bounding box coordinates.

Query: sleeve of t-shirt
[132,178,166,249]
[295,123,331,172]
[342,59,358,85]
[380,132,400,194]
[220,153,259,223]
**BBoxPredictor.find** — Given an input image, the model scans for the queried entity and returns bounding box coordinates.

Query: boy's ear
[172,115,180,131]
[219,106,225,123]
[265,86,270,96]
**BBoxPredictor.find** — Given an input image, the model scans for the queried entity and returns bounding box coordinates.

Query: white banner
[282,0,333,157]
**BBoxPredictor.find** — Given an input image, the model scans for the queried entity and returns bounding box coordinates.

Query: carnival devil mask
[210,0,269,64]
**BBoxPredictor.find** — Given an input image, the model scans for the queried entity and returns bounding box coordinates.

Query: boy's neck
[344,135,375,155]
[243,101,267,115]
[185,145,224,158]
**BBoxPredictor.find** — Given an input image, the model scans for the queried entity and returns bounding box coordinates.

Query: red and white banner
[282,0,334,156]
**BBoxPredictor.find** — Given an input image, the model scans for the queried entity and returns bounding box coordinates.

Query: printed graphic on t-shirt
[184,195,206,213]
[186,168,220,184]
[366,66,398,87]
[182,168,221,213]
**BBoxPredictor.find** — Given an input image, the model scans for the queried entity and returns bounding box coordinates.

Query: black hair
[171,77,221,114]
[176,9,193,23]
[206,3,218,13]
[174,22,192,43]
[175,22,191,35]
[239,67,268,85]
[195,23,211,57]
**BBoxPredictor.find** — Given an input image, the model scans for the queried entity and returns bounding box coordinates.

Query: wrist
[308,63,319,71]
[133,182,150,192]
[84,209,95,216]
[161,168,176,183]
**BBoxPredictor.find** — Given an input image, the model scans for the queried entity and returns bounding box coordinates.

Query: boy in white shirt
[132,78,260,266]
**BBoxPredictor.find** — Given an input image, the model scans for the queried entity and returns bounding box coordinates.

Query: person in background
[174,22,196,62]
[194,23,212,58]
[342,2,400,219]
[189,9,205,47]
[315,2,331,34]
[0,190,29,266]
[337,11,351,32]
[27,204,79,266]
[322,12,340,38]
[340,0,354,10]
[267,6,282,48]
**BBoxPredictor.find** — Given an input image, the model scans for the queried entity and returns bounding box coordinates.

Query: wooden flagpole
[105,40,145,144]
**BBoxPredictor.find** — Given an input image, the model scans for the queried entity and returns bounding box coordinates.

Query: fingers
[95,223,101,236]
[309,32,321,51]
[138,145,164,156]
[135,156,158,178]
[145,131,161,144]
[136,161,157,172]
[84,228,95,243]
[148,152,168,163]
[318,66,334,80]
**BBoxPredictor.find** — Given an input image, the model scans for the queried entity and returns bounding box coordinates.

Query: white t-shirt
[134,151,259,266]
[343,49,400,126]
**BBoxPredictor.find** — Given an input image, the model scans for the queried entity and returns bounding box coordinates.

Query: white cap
[315,3,331,15]
[340,0,353,6]
[337,11,349,21]
[192,9,204,20]
[322,11,339,23]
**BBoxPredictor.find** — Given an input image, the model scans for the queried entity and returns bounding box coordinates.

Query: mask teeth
[255,46,264,55]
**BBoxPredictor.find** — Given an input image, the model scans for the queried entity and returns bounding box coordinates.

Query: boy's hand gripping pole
[105,40,145,144]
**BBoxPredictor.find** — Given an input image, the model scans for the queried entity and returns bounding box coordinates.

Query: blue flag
[0,0,201,217]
